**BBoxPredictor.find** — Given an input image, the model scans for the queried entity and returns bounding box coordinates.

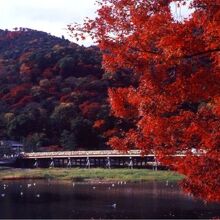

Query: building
[0,140,24,157]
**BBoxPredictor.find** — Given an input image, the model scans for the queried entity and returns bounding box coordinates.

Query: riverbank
[0,168,184,182]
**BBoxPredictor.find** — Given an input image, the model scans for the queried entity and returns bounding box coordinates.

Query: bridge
[15,150,168,169]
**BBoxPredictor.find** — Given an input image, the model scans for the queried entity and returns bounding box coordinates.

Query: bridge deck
[22,150,151,159]
[22,149,186,159]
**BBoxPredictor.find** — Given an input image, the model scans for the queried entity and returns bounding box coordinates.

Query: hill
[0,28,132,151]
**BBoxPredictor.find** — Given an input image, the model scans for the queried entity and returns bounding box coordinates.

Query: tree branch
[183,48,220,59]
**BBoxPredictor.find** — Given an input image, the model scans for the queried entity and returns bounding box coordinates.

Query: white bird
[33,183,36,186]
[27,184,32,188]
[36,194,40,198]
[20,192,24,196]
[111,184,115,187]
[92,186,96,190]
[166,180,169,186]
[112,203,117,208]
[1,194,5,197]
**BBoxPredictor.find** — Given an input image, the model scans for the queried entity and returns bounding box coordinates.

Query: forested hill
[0,28,131,152]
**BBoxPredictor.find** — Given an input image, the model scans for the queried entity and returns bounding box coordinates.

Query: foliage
[24,132,49,152]
[60,130,77,150]
[0,28,124,152]
[69,0,220,202]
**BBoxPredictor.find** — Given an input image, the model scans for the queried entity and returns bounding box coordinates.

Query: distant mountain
[0,28,132,152]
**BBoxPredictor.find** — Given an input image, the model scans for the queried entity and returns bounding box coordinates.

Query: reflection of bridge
[15,150,166,169]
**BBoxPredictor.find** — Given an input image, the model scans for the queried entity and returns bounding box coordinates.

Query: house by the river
[0,140,24,157]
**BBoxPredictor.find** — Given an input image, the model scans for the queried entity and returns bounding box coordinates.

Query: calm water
[0,180,219,219]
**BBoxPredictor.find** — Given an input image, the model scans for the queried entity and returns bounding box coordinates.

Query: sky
[0,0,193,46]
[0,0,97,46]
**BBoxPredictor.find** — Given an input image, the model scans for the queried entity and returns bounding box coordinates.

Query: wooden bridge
[15,150,166,169]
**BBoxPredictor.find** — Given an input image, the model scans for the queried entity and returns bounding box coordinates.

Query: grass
[0,168,184,182]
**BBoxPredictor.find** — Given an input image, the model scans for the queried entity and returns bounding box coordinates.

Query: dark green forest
[0,28,132,152]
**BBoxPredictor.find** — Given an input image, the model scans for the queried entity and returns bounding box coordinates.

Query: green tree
[7,114,33,139]
[60,130,76,150]
[24,132,49,152]
[50,102,77,131]
[70,117,100,149]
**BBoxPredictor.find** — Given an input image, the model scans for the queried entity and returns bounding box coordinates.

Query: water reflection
[0,180,219,219]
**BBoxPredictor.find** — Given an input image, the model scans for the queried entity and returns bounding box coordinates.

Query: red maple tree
[69,0,220,202]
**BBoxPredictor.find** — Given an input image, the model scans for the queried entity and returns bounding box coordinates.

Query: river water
[0,180,219,219]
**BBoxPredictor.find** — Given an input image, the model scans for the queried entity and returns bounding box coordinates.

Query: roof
[0,140,23,147]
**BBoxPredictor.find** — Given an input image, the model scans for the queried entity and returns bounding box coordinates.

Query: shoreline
[0,168,184,183]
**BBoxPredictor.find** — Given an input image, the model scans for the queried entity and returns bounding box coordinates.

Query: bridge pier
[67,157,72,168]
[128,157,133,169]
[49,158,54,168]
[106,157,111,169]
[33,159,38,168]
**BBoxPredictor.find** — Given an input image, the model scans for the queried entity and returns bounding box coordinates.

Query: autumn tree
[69,0,220,202]
[0,28,114,151]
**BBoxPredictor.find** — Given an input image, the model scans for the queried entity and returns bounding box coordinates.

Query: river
[0,180,219,219]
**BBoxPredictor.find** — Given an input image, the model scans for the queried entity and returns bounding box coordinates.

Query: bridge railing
[21,149,150,159]
[20,149,198,159]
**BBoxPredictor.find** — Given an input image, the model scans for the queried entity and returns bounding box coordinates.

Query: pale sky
[0,0,193,46]
[0,0,97,45]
